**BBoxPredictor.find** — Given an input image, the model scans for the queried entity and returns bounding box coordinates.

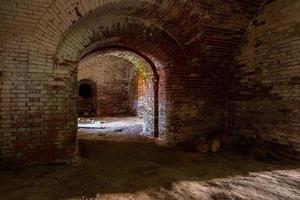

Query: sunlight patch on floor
[78,116,144,135]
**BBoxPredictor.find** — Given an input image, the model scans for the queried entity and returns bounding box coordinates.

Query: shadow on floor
[0,135,299,200]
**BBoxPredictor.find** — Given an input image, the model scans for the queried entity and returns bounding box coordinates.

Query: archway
[0,0,269,167]
[51,13,187,149]
[78,47,159,137]
[78,79,97,116]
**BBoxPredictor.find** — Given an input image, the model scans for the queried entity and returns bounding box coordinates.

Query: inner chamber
[77,50,157,137]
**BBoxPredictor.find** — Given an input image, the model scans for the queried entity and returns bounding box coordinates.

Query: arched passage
[0,0,267,166]
[52,15,186,145]
[78,47,160,137]
[78,79,97,116]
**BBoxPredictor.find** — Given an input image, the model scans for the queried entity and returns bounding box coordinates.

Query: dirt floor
[0,117,299,200]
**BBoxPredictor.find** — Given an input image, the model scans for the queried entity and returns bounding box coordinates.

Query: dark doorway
[79,83,93,98]
[78,80,97,116]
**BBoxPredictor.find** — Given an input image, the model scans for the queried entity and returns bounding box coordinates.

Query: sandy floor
[0,117,299,200]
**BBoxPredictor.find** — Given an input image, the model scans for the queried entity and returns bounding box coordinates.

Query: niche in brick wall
[78,80,97,116]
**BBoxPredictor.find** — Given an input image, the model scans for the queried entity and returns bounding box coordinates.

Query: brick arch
[54,15,186,65]
[19,0,191,166]
[50,13,188,141]
[23,0,264,164]
[32,0,192,51]
[84,47,158,78]
[0,0,268,166]
[29,0,190,62]
[78,79,97,96]
[30,0,264,60]
[79,47,161,137]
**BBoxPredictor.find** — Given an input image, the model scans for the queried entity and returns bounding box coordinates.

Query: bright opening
[77,48,159,138]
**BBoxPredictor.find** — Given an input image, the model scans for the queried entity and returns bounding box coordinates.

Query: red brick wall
[0,0,266,166]
[229,0,300,157]
[78,54,134,116]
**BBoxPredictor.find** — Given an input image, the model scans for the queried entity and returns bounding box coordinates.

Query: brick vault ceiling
[10,0,265,63]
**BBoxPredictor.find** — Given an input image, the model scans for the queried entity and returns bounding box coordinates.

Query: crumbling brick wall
[229,0,300,157]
